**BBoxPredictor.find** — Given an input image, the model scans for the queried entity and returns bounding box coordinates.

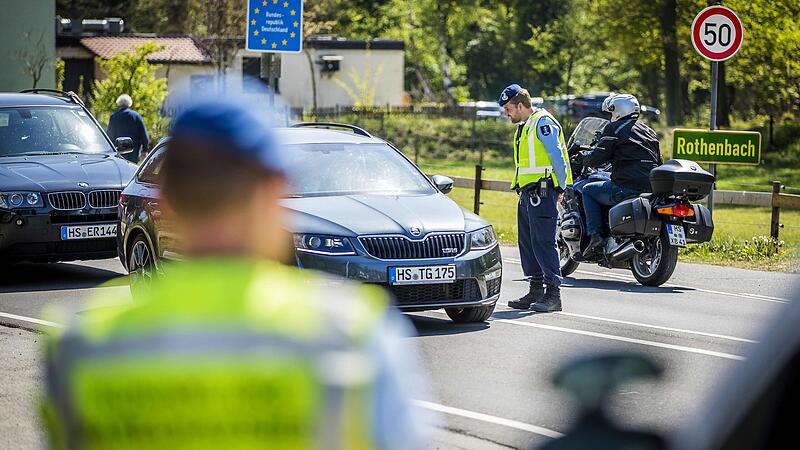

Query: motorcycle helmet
[602,94,640,122]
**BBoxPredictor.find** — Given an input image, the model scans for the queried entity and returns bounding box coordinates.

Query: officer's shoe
[582,234,605,259]
[532,284,562,313]
[508,284,545,310]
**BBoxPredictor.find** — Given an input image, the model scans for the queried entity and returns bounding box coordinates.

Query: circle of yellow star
[261,38,267,45]
[273,0,278,3]
[290,32,296,38]
[283,1,289,7]
[262,0,267,5]
[290,9,296,15]
[293,21,299,27]
[271,42,277,49]
[254,7,260,14]
[251,19,256,25]
[253,30,259,36]
[282,39,287,45]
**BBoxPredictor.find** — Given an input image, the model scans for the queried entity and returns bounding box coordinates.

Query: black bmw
[0,90,138,263]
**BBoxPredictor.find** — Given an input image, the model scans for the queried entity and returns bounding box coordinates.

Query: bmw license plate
[666,224,686,247]
[389,265,456,285]
[60,223,118,240]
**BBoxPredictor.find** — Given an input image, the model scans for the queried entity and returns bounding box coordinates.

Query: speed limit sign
[691,5,743,61]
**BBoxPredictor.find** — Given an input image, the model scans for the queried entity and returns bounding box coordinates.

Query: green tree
[91,42,169,143]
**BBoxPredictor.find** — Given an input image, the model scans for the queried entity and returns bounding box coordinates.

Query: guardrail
[436,165,800,241]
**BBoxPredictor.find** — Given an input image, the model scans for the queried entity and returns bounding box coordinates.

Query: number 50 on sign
[691,5,744,62]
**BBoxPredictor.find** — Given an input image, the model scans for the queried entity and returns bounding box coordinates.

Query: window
[0,106,113,156]
[137,145,167,185]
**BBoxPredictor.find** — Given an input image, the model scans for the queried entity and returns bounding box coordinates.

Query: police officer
[500,84,572,313]
[575,94,662,258]
[41,99,428,450]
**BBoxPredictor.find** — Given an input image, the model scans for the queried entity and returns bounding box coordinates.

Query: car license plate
[389,265,456,285]
[666,224,686,247]
[60,224,118,240]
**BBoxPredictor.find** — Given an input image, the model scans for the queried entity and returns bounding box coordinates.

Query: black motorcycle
[558,117,715,286]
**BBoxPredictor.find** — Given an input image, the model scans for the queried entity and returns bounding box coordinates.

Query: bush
[681,234,784,262]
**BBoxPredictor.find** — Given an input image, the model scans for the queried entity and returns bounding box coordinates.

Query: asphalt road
[1,247,798,449]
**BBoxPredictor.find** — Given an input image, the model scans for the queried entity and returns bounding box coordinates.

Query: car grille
[48,191,86,210]
[487,277,501,297]
[359,233,466,260]
[49,213,118,225]
[375,279,481,306]
[88,190,121,208]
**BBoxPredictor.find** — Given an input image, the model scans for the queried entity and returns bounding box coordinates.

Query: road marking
[414,400,563,439]
[0,312,64,328]
[492,319,745,361]
[501,258,790,304]
[553,312,757,343]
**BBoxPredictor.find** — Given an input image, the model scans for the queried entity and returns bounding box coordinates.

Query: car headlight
[470,226,497,250]
[0,191,44,208]
[294,234,356,256]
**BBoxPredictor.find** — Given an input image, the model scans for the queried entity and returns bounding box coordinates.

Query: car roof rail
[290,122,372,138]
[19,88,86,107]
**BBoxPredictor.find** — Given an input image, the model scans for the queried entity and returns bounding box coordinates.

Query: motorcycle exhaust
[609,240,645,261]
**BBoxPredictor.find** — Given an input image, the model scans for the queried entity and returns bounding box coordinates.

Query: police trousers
[517,188,561,287]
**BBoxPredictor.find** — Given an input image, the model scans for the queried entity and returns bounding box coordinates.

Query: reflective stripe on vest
[43,260,387,450]
[512,109,572,189]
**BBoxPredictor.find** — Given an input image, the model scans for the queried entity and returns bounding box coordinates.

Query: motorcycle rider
[574,94,662,258]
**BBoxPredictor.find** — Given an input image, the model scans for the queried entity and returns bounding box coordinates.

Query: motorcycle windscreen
[567,117,610,149]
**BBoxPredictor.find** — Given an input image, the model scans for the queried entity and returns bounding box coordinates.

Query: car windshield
[0,106,114,157]
[285,143,436,197]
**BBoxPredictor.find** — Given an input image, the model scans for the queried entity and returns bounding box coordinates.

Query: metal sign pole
[708,60,719,213]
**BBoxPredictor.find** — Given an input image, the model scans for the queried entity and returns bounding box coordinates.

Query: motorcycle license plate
[389,265,456,285]
[666,224,686,247]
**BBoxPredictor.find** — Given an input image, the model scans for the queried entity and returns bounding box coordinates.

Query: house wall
[277,47,405,109]
[0,0,56,91]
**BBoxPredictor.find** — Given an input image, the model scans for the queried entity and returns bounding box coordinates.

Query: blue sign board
[246,0,303,53]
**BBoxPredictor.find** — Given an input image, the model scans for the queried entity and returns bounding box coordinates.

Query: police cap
[498,84,523,106]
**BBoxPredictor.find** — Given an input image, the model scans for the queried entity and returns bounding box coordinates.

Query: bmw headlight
[294,234,356,256]
[0,191,44,208]
[470,226,497,250]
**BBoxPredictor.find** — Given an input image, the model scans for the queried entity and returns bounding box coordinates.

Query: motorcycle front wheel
[630,230,678,287]
[558,237,580,277]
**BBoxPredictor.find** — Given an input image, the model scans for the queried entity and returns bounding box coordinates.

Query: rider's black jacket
[582,117,662,192]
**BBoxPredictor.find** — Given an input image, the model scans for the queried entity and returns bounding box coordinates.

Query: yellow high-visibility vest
[512,109,573,189]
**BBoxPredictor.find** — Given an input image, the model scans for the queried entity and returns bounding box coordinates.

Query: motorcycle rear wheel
[630,231,678,287]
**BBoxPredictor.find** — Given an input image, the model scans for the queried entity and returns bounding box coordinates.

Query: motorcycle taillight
[673,203,693,217]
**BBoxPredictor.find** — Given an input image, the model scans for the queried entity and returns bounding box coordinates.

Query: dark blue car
[118,124,502,322]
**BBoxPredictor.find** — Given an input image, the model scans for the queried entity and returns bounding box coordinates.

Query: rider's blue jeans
[582,181,640,235]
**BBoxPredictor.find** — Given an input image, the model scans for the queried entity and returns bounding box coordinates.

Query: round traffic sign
[691,5,744,61]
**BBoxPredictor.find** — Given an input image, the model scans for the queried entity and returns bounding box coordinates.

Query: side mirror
[431,175,454,194]
[115,137,134,155]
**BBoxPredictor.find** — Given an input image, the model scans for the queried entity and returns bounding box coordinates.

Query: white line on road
[502,258,790,304]
[414,400,564,439]
[0,312,64,328]
[553,311,757,343]
[492,319,746,361]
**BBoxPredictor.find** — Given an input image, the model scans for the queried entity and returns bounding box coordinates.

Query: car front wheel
[445,303,496,323]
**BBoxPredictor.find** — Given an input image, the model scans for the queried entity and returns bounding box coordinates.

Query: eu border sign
[672,129,761,165]
[246,0,303,53]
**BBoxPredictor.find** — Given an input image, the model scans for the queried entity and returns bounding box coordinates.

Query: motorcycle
[558,117,715,286]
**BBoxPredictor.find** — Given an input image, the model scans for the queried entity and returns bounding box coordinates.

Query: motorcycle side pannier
[650,159,715,201]
[608,197,662,237]
[683,204,714,243]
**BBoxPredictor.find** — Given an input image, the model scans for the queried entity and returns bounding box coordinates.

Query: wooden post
[771,181,782,241]
[473,164,483,215]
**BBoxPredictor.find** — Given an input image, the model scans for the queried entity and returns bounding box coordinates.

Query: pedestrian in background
[41,98,429,450]
[500,84,572,313]
[106,94,149,163]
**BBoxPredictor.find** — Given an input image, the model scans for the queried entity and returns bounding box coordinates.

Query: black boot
[532,284,562,312]
[508,282,544,310]
[582,234,605,259]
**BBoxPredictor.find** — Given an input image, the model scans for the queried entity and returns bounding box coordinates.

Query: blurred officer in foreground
[106,94,149,163]
[500,84,572,313]
[41,99,429,450]
[573,94,662,258]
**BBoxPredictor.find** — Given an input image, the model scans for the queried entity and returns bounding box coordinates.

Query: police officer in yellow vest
[41,98,429,450]
[499,84,572,313]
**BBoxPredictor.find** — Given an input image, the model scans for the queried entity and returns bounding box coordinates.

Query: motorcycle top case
[650,159,715,201]
[608,197,662,237]
[683,204,714,243]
